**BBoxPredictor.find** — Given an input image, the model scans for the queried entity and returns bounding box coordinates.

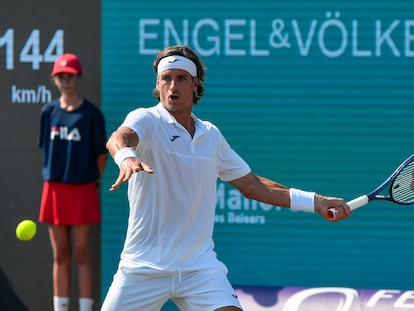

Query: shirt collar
[155,102,207,138]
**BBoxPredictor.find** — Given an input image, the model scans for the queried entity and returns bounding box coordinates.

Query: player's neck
[178,116,195,137]
[164,105,195,137]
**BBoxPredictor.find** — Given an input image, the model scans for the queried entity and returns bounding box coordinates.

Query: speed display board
[101,1,414,309]
[0,1,101,310]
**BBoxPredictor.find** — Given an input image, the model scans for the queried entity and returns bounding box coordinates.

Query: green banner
[102,2,414,308]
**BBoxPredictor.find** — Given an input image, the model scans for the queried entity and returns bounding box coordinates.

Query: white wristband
[114,147,138,167]
[289,188,315,213]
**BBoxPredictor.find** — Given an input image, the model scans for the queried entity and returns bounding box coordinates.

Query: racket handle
[328,195,369,220]
[347,195,369,210]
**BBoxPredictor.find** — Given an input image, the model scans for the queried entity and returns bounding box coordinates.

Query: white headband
[157,55,197,77]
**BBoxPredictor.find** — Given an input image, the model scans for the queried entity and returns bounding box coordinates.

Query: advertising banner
[236,286,414,311]
[101,2,414,308]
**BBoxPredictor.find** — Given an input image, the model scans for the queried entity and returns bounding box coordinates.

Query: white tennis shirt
[118,103,251,274]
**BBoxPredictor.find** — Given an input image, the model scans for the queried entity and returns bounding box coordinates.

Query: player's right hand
[314,194,352,222]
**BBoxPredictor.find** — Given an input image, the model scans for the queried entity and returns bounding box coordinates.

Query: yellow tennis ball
[16,220,37,241]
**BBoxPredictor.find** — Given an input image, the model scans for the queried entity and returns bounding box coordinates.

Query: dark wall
[0,1,101,310]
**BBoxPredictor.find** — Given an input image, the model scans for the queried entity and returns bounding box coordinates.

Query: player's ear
[193,77,198,91]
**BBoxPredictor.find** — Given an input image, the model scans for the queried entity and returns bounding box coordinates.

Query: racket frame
[328,154,414,219]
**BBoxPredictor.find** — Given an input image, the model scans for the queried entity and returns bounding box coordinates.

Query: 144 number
[0,29,64,70]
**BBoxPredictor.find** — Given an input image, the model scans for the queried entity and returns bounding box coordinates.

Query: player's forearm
[106,131,127,157]
[231,173,291,207]
[249,177,291,207]
[106,129,138,157]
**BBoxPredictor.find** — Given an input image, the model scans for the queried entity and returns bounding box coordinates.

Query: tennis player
[101,45,352,311]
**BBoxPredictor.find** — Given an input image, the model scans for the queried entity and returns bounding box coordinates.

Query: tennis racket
[328,154,414,220]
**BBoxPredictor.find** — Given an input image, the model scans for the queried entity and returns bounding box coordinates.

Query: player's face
[53,73,80,96]
[157,69,197,114]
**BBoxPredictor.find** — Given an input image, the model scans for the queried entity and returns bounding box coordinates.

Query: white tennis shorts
[100,267,242,311]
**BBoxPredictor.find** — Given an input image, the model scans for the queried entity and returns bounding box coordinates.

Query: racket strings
[390,162,414,204]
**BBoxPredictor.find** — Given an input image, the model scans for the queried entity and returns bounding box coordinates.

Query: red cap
[51,53,82,76]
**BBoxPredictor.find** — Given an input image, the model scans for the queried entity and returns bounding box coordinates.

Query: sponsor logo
[168,58,180,63]
[235,286,414,311]
[170,135,180,142]
[50,126,81,141]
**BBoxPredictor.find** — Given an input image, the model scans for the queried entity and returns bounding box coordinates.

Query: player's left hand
[110,158,154,191]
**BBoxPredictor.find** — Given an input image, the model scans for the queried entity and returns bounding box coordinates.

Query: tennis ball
[16,220,37,241]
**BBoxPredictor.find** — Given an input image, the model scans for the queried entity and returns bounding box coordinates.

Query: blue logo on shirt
[170,135,180,142]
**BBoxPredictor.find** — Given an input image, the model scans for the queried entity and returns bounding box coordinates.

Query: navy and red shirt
[38,99,107,183]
